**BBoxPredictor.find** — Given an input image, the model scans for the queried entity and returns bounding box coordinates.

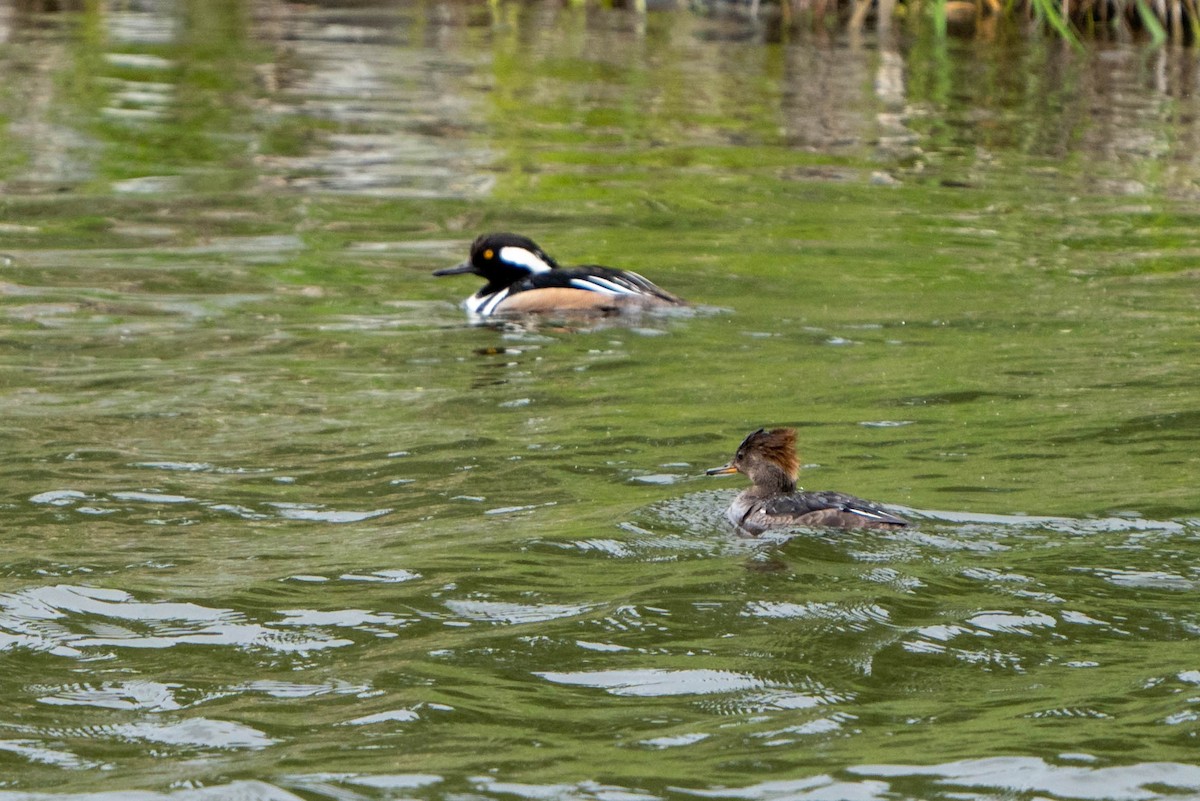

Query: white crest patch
[499,246,552,274]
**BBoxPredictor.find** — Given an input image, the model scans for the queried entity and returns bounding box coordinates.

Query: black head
[433,233,559,292]
[706,428,799,493]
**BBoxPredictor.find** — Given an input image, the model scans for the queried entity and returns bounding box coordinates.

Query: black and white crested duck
[434,232,684,318]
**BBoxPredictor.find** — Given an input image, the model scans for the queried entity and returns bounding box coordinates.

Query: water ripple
[0,585,355,657]
[286,773,443,793]
[1094,569,1195,591]
[673,776,887,801]
[0,739,103,771]
[848,756,1200,800]
[639,732,710,749]
[535,668,774,697]
[742,601,891,627]
[108,718,276,750]
[444,600,593,625]
[28,488,391,524]
[344,708,420,726]
[965,610,1057,636]
[470,777,660,801]
[34,680,183,711]
[0,780,306,799]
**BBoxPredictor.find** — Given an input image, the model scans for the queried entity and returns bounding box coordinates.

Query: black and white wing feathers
[758,491,908,528]
[514,265,680,303]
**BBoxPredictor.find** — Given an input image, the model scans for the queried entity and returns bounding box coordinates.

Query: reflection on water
[5,1,1200,197]
[0,1,1198,800]
[255,6,495,198]
[3,763,1200,801]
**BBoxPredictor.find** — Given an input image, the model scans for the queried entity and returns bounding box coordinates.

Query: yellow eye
[483,249,494,260]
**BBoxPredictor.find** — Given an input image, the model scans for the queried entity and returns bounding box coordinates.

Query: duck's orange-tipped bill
[705,463,738,476]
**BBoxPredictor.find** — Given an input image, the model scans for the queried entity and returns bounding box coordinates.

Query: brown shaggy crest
[744,427,799,480]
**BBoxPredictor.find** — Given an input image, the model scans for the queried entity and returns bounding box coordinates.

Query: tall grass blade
[930,0,949,37]
[1185,0,1200,42]
[1028,0,1085,47]
[1136,0,1169,43]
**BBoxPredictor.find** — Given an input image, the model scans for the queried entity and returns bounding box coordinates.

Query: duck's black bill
[433,260,475,277]
[705,464,738,476]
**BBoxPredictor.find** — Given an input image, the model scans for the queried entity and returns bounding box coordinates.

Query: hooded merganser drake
[706,428,908,535]
[433,232,684,318]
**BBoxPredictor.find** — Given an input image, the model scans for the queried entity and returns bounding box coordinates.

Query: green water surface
[0,1,1198,799]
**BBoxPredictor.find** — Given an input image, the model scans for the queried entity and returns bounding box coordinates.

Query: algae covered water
[0,1,1198,799]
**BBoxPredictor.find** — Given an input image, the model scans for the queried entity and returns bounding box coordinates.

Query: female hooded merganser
[706,428,908,535]
[433,232,684,318]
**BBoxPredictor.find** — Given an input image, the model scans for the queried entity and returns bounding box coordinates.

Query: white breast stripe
[482,289,510,315]
[499,246,552,273]
[467,288,509,316]
[465,293,487,315]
